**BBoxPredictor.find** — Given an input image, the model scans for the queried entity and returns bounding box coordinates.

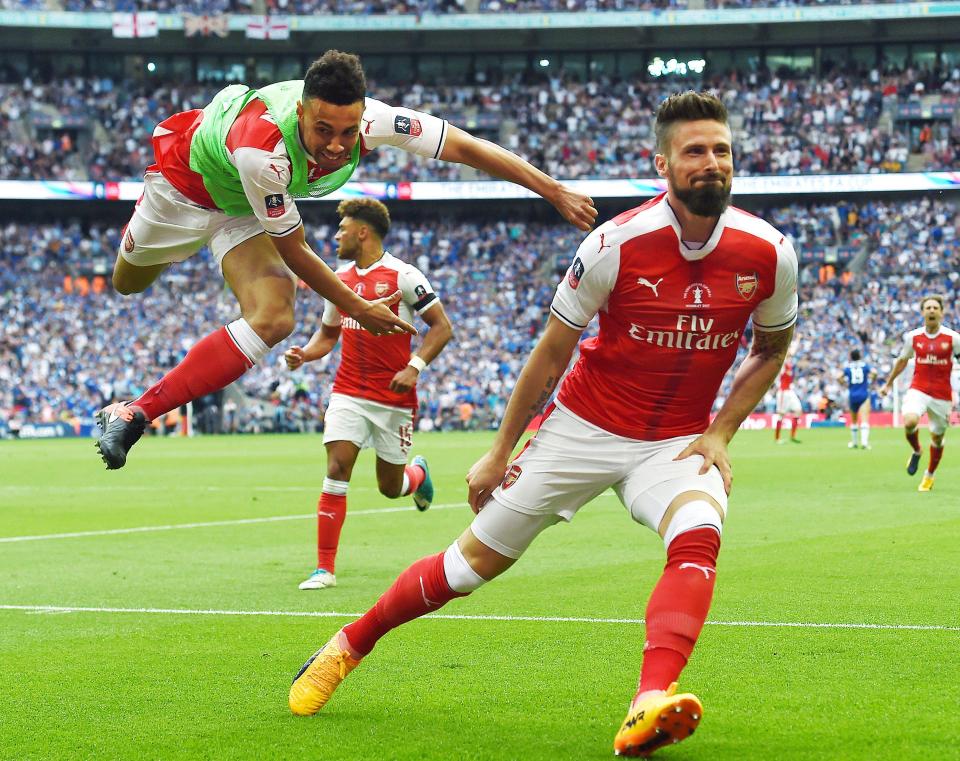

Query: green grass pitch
[1,428,958,760]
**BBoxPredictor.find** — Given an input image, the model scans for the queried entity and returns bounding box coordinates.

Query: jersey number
[849,367,864,384]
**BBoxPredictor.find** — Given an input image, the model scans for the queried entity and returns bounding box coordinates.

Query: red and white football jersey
[900,326,960,401]
[322,252,438,410]
[149,95,447,237]
[551,193,798,441]
[778,361,795,391]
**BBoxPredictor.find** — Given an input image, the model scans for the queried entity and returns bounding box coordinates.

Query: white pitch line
[0,604,957,632]
[0,503,469,544]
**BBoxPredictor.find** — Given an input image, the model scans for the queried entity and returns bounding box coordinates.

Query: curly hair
[337,197,391,240]
[303,50,366,106]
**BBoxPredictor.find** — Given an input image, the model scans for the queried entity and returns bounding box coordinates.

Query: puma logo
[596,232,612,255]
[362,117,375,135]
[419,576,439,608]
[268,163,285,183]
[679,562,715,579]
[317,510,337,519]
[637,277,663,297]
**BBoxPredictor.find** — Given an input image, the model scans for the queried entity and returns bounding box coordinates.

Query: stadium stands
[2,197,957,435]
[1,64,958,182]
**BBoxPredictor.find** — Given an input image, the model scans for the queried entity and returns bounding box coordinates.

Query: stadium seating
[1,197,957,434]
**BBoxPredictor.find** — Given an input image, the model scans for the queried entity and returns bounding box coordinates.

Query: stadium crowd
[2,196,958,436]
[0,0,919,15]
[1,63,958,183]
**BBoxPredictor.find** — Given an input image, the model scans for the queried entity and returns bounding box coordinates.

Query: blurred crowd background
[2,195,958,436]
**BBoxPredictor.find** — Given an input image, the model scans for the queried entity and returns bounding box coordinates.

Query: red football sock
[636,528,720,697]
[929,445,944,474]
[906,430,921,453]
[402,462,426,496]
[316,492,347,572]
[790,417,799,438]
[131,326,252,420]
[343,551,468,657]
[774,419,782,440]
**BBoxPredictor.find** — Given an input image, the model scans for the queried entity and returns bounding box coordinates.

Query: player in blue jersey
[840,349,875,449]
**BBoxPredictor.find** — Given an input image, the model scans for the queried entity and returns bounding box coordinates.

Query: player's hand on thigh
[466,452,509,514]
[674,432,732,495]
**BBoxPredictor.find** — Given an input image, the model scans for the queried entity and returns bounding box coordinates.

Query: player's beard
[672,174,732,217]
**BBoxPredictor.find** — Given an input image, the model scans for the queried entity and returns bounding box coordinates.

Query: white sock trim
[442,542,486,594]
[322,478,349,496]
[662,500,723,548]
[401,472,411,496]
[225,318,269,365]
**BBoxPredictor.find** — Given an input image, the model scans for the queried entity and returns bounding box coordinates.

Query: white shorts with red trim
[902,387,952,435]
[119,173,264,268]
[322,393,415,465]
[470,404,727,559]
[775,389,803,415]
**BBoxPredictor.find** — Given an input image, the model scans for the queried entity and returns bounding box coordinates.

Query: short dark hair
[304,51,366,106]
[655,91,729,155]
[337,198,390,240]
[920,294,945,311]
[850,349,861,361]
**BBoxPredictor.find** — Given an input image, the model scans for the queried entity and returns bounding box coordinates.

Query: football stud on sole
[298,569,337,590]
[613,683,702,758]
[411,454,434,511]
[289,634,360,716]
[906,451,922,476]
[95,402,148,470]
[918,475,935,492]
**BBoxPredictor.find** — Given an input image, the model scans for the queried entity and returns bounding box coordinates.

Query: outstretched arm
[676,325,794,494]
[439,126,597,231]
[465,315,582,512]
[272,227,415,336]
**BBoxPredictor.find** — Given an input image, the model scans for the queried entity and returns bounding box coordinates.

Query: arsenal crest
[502,464,522,490]
[375,281,390,297]
[736,272,759,300]
[123,229,135,254]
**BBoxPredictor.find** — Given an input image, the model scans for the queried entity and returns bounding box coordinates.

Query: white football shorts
[323,393,415,465]
[470,404,727,559]
[902,388,952,435]
[776,389,803,415]
[119,172,264,269]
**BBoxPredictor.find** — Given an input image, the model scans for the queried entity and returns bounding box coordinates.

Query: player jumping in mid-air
[284,199,452,590]
[774,358,802,444]
[95,50,596,470]
[881,295,960,491]
[841,348,876,449]
[287,91,798,758]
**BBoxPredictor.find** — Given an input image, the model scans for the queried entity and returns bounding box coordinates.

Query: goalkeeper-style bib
[189,81,360,216]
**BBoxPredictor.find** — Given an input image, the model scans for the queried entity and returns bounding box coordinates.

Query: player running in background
[774,358,802,444]
[288,91,798,758]
[841,348,875,449]
[95,50,597,470]
[284,199,452,591]
[881,295,960,492]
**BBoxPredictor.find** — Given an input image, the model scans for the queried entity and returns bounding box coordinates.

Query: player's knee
[662,499,723,548]
[245,312,294,347]
[377,481,402,499]
[327,461,353,482]
[442,541,488,594]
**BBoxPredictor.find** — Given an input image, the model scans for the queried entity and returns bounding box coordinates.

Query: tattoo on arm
[750,328,792,363]
[519,375,559,433]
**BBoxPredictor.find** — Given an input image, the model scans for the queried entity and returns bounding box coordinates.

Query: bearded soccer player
[881,295,960,492]
[287,92,798,758]
[773,358,802,444]
[95,50,596,469]
[284,199,452,590]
